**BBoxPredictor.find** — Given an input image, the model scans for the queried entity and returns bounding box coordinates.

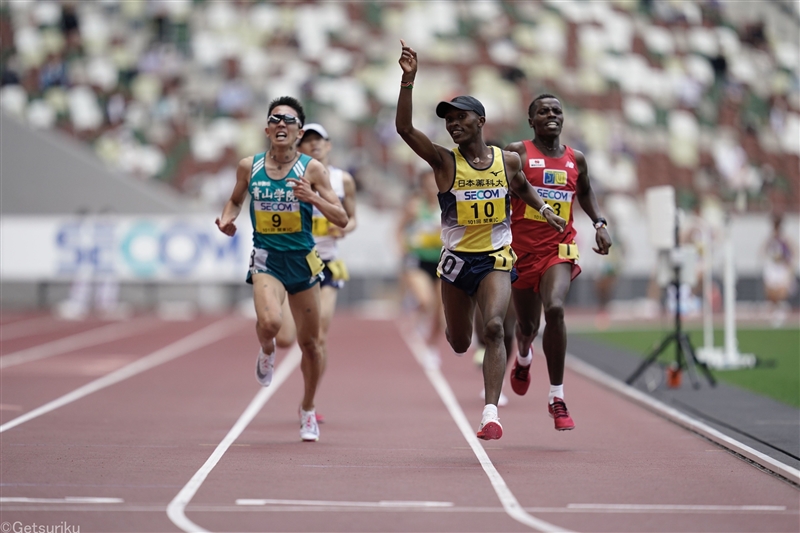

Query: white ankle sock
[517,349,533,366]
[549,384,564,404]
[482,404,498,420]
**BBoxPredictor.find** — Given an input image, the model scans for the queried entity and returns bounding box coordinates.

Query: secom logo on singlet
[456,188,505,201]
[255,201,299,212]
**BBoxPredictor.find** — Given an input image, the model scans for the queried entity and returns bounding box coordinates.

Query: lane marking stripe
[567,504,786,511]
[1,319,153,369]
[399,324,573,533]
[166,344,302,533]
[0,497,123,504]
[236,499,453,508]
[0,318,243,434]
[565,355,800,485]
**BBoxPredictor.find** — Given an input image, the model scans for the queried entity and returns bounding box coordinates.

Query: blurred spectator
[762,214,797,327]
[39,52,68,91]
[0,0,796,213]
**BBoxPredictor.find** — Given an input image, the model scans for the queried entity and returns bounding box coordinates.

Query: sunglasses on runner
[267,113,299,125]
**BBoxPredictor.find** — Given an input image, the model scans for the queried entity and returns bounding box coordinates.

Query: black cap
[435,95,486,118]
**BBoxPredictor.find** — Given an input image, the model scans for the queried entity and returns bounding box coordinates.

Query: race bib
[524,186,572,223]
[305,248,325,277]
[326,259,350,281]
[558,242,580,260]
[437,248,465,282]
[489,245,517,271]
[455,188,506,226]
[312,215,329,237]
[249,248,268,273]
[254,201,301,234]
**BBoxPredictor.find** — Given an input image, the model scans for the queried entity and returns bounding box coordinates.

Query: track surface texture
[1,312,798,533]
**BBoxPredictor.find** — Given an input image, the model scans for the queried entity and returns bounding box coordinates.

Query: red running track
[1,311,797,532]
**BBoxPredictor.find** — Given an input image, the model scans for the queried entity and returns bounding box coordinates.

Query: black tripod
[626,222,716,389]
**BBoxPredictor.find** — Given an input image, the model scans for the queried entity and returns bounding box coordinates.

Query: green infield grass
[581,328,800,408]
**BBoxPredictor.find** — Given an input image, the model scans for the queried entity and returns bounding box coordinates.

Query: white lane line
[399,324,574,533]
[567,503,786,512]
[167,344,302,533]
[0,315,63,341]
[236,499,453,508]
[0,319,153,369]
[0,497,123,504]
[565,355,800,485]
[0,318,242,433]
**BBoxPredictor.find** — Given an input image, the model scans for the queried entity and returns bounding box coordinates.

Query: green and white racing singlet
[248,152,316,252]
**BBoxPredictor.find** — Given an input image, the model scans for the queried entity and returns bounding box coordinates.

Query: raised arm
[215,157,253,236]
[504,150,566,233]
[395,40,448,172]
[574,150,611,254]
[288,159,348,228]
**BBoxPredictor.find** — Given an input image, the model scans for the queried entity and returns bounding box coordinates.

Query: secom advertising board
[0,215,251,282]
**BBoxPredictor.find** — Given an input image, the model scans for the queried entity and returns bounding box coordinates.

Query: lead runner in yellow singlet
[396,40,566,440]
[215,96,348,443]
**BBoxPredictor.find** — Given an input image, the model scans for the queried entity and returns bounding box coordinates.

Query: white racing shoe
[255,340,276,387]
[300,409,320,442]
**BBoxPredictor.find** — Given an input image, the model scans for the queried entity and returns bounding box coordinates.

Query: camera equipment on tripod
[626,186,716,389]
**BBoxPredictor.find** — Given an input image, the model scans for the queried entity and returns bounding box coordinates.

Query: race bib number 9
[455,188,506,226]
[254,201,301,234]
[312,216,329,237]
[524,186,573,223]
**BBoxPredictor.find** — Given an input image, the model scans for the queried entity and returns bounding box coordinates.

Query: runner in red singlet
[506,94,612,431]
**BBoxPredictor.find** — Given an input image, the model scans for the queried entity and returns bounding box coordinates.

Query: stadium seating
[1,0,797,220]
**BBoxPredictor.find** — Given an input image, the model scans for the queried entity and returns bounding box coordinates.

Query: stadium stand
[1,1,797,216]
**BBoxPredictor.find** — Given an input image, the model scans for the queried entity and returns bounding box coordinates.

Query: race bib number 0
[437,248,465,283]
[305,248,325,277]
[312,216,329,237]
[455,188,506,226]
[524,186,572,223]
[254,201,301,234]
[489,246,517,271]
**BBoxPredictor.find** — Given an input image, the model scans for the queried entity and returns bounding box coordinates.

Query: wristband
[400,80,414,89]
[593,217,608,230]
[539,203,554,215]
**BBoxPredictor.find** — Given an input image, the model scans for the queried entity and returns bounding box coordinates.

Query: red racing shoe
[548,397,575,431]
[509,359,531,396]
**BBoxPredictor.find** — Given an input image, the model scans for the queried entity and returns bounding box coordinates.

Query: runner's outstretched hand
[399,39,417,77]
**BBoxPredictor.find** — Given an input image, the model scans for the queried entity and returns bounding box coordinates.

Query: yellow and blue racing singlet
[438,146,512,253]
[248,152,315,252]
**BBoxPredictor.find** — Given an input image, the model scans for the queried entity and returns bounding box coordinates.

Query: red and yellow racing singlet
[510,140,578,253]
